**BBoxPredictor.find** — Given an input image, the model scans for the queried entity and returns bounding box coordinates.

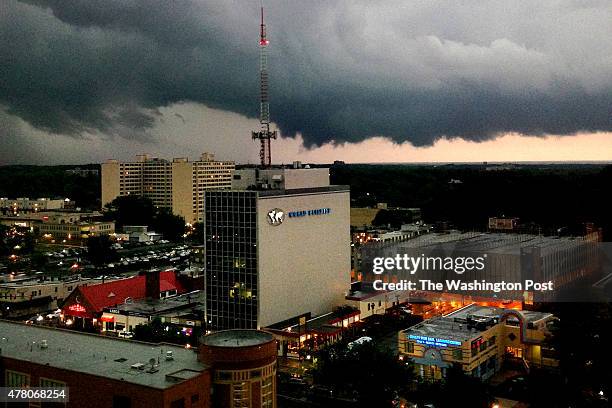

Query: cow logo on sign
[267,208,285,226]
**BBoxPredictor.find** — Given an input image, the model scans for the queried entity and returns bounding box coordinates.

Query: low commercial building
[39,220,115,239]
[0,275,122,319]
[62,271,186,330]
[265,308,361,358]
[398,304,559,381]
[361,231,601,302]
[345,289,410,320]
[0,197,66,212]
[0,210,102,229]
[123,225,162,242]
[0,320,211,408]
[199,330,277,408]
[103,291,204,334]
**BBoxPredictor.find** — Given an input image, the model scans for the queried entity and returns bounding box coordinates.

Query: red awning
[99,313,115,323]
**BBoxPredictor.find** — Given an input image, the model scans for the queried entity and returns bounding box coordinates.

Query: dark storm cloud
[1,0,612,147]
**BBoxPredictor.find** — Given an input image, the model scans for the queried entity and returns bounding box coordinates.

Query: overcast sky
[1,0,612,165]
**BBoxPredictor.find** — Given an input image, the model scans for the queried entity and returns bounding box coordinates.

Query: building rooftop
[201,330,274,348]
[258,185,350,197]
[108,291,203,316]
[392,231,593,256]
[0,321,207,389]
[403,303,553,343]
[0,274,116,287]
[67,271,185,314]
[447,303,552,324]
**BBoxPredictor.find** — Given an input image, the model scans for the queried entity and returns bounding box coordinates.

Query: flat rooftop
[201,330,274,348]
[258,185,349,197]
[0,275,120,287]
[404,303,553,342]
[109,291,204,316]
[447,303,552,324]
[392,231,592,255]
[0,321,207,389]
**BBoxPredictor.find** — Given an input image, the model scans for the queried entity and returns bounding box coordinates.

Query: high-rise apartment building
[101,153,235,223]
[204,166,351,330]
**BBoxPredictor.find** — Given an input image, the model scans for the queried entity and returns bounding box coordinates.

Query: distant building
[65,167,99,177]
[0,211,111,240]
[39,220,114,240]
[0,197,65,212]
[231,165,330,190]
[101,153,235,223]
[360,231,601,302]
[205,167,350,331]
[0,320,211,408]
[488,217,520,231]
[0,275,120,319]
[199,330,277,408]
[399,303,559,380]
[123,225,162,242]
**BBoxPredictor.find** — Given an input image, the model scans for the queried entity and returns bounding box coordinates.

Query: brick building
[0,320,210,408]
[199,330,277,408]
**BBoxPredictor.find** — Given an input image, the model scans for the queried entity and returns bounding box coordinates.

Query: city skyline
[1,0,612,165]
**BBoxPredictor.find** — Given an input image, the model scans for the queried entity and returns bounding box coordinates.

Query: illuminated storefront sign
[408,334,462,348]
[67,304,87,313]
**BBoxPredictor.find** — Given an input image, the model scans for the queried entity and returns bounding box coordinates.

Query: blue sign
[287,208,331,218]
[408,334,462,348]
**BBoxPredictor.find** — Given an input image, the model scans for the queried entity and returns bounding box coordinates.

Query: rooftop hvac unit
[166,350,174,361]
[131,363,145,370]
[40,340,48,349]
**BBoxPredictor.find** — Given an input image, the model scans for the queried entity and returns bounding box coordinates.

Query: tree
[104,196,186,242]
[104,195,156,229]
[0,225,9,256]
[189,222,204,244]
[31,252,48,269]
[313,341,414,407]
[152,209,186,242]
[87,235,116,267]
[436,365,494,408]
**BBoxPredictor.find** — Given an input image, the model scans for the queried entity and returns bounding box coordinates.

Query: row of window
[5,370,200,408]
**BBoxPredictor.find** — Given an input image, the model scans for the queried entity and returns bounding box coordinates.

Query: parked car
[118,331,134,339]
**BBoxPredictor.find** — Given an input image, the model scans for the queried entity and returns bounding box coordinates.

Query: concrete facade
[257,189,350,327]
[232,167,330,190]
[101,153,234,223]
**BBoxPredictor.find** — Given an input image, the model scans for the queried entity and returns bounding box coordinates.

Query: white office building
[205,167,351,330]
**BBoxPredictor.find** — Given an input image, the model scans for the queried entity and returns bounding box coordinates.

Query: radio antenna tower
[251,5,277,167]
